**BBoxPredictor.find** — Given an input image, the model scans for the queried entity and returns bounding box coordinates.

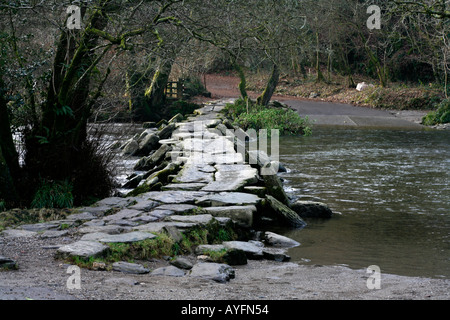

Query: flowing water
[277,127,450,279]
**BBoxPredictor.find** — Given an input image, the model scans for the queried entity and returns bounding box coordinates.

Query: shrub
[422,99,450,126]
[224,98,312,136]
[31,179,74,209]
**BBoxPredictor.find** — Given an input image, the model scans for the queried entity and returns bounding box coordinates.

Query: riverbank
[1,99,449,301]
[201,73,441,129]
[1,234,449,300]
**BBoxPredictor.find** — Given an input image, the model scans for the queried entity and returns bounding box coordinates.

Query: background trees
[0,0,447,210]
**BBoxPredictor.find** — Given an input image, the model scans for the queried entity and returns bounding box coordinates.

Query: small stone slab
[149,209,175,219]
[19,222,60,232]
[112,261,150,274]
[39,230,69,239]
[1,229,37,238]
[150,265,186,277]
[223,241,264,259]
[98,231,156,243]
[264,231,300,248]
[0,256,18,270]
[189,262,235,283]
[57,241,109,259]
[262,248,291,262]
[170,257,194,270]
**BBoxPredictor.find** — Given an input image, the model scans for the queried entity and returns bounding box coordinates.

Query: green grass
[223,98,312,136]
[422,99,450,126]
[64,220,239,269]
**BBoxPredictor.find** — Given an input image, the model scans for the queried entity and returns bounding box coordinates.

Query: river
[277,127,450,279]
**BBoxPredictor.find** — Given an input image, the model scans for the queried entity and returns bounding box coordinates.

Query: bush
[31,179,74,209]
[224,98,312,136]
[422,99,450,126]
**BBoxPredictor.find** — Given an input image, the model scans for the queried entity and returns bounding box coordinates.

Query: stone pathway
[1,99,332,283]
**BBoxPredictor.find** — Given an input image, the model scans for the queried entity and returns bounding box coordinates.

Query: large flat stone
[195,192,262,207]
[127,199,160,212]
[204,205,256,227]
[142,190,210,204]
[56,241,109,259]
[98,231,157,243]
[102,209,143,222]
[162,183,207,191]
[173,162,215,183]
[202,164,258,192]
[164,214,214,225]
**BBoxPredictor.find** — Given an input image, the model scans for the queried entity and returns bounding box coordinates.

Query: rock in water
[265,195,307,228]
[264,231,300,248]
[290,200,333,219]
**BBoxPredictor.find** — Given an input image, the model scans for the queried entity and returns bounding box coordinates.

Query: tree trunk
[315,32,325,82]
[0,73,19,204]
[234,64,249,101]
[257,64,280,107]
[25,1,111,181]
[145,59,173,110]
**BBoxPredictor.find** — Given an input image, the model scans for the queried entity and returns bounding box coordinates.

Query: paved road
[282,99,425,129]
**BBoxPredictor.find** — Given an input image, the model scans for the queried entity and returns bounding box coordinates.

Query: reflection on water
[278,127,450,279]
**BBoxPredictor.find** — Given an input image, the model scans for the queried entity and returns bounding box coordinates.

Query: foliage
[31,179,74,209]
[422,99,450,126]
[224,98,312,136]
[0,208,70,232]
[63,220,239,269]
